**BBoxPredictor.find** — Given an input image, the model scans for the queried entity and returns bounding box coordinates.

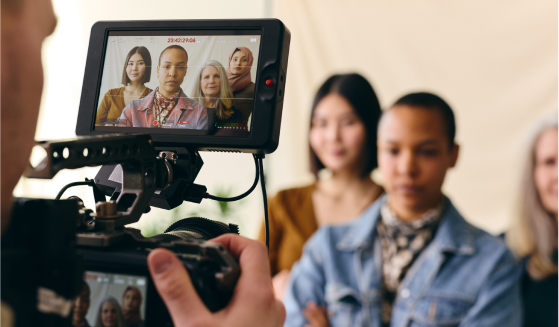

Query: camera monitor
[76,19,290,153]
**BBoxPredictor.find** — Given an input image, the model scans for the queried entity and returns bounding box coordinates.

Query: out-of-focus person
[121,286,144,327]
[95,46,153,125]
[72,281,92,327]
[258,73,384,300]
[117,45,208,129]
[507,113,558,327]
[284,92,522,327]
[94,297,125,327]
[226,47,254,124]
[192,60,243,134]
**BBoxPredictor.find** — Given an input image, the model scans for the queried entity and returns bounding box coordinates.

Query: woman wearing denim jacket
[284,93,523,327]
[507,113,557,327]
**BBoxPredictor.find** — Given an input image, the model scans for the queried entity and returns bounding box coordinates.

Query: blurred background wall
[15,0,557,238]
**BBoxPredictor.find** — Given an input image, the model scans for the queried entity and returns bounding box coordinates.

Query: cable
[55,179,95,200]
[258,156,270,253]
[204,154,260,202]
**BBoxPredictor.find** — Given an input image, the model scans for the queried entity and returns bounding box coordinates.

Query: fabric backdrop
[267,0,558,234]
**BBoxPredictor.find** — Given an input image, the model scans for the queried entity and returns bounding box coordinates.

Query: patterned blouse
[376,199,445,326]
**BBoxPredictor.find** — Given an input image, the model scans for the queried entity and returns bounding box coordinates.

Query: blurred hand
[272,269,290,301]
[303,302,330,327]
[147,234,285,327]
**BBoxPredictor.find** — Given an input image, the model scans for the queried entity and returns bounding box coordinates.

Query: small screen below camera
[93,30,261,137]
[75,271,148,327]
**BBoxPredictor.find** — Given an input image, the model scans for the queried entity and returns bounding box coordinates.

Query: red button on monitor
[265,79,274,87]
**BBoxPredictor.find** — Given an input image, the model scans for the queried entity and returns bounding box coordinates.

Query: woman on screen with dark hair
[227,47,254,124]
[192,60,243,134]
[257,73,384,300]
[122,286,144,327]
[93,296,125,327]
[95,46,153,125]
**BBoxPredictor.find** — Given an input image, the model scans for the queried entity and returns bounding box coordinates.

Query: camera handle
[25,134,158,231]
[26,135,271,252]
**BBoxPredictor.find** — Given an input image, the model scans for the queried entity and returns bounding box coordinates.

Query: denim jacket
[284,197,522,327]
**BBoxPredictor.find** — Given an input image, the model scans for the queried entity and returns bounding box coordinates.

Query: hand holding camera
[149,234,285,327]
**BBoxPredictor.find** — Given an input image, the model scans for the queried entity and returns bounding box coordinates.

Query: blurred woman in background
[96,46,153,125]
[93,296,125,327]
[258,73,384,300]
[507,113,558,327]
[227,47,254,124]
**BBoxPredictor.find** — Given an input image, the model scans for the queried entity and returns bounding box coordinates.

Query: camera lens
[148,217,239,243]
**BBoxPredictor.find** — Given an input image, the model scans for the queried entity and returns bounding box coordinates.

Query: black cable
[55,179,95,200]
[258,156,270,253]
[204,154,260,202]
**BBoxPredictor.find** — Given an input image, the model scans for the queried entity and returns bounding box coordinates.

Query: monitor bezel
[76,19,290,154]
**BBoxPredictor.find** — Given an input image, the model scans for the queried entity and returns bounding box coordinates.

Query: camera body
[3,18,290,326]
[4,134,245,326]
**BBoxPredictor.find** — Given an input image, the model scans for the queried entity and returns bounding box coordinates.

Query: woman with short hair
[507,113,558,327]
[96,46,153,125]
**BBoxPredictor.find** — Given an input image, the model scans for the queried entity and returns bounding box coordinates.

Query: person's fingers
[148,248,211,326]
[211,234,271,282]
[212,234,280,325]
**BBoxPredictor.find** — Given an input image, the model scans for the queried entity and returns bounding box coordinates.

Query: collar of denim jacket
[337,195,475,256]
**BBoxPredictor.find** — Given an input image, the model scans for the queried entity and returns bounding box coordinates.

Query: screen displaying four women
[95,44,255,136]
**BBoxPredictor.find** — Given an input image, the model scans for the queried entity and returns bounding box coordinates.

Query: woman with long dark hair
[258,73,384,300]
[96,46,153,125]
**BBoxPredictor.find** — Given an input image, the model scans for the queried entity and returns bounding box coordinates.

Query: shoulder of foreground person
[434,199,523,326]
[282,201,381,326]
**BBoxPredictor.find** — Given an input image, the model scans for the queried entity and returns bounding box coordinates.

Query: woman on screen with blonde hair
[95,46,153,125]
[93,296,125,327]
[507,113,558,327]
[192,60,243,133]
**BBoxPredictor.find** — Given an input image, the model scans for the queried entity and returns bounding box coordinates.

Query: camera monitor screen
[94,30,262,137]
[77,20,290,153]
[77,271,148,327]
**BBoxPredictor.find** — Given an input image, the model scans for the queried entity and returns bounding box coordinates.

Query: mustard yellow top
[258,184,318,276]
[258,183,384,275]
[95,86,152,125]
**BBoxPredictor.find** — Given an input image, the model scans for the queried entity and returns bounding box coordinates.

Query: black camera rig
[2,134,270,326]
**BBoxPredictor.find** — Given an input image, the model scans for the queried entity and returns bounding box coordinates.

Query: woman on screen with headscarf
[227,47,254,125]
[121,286,144,327]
